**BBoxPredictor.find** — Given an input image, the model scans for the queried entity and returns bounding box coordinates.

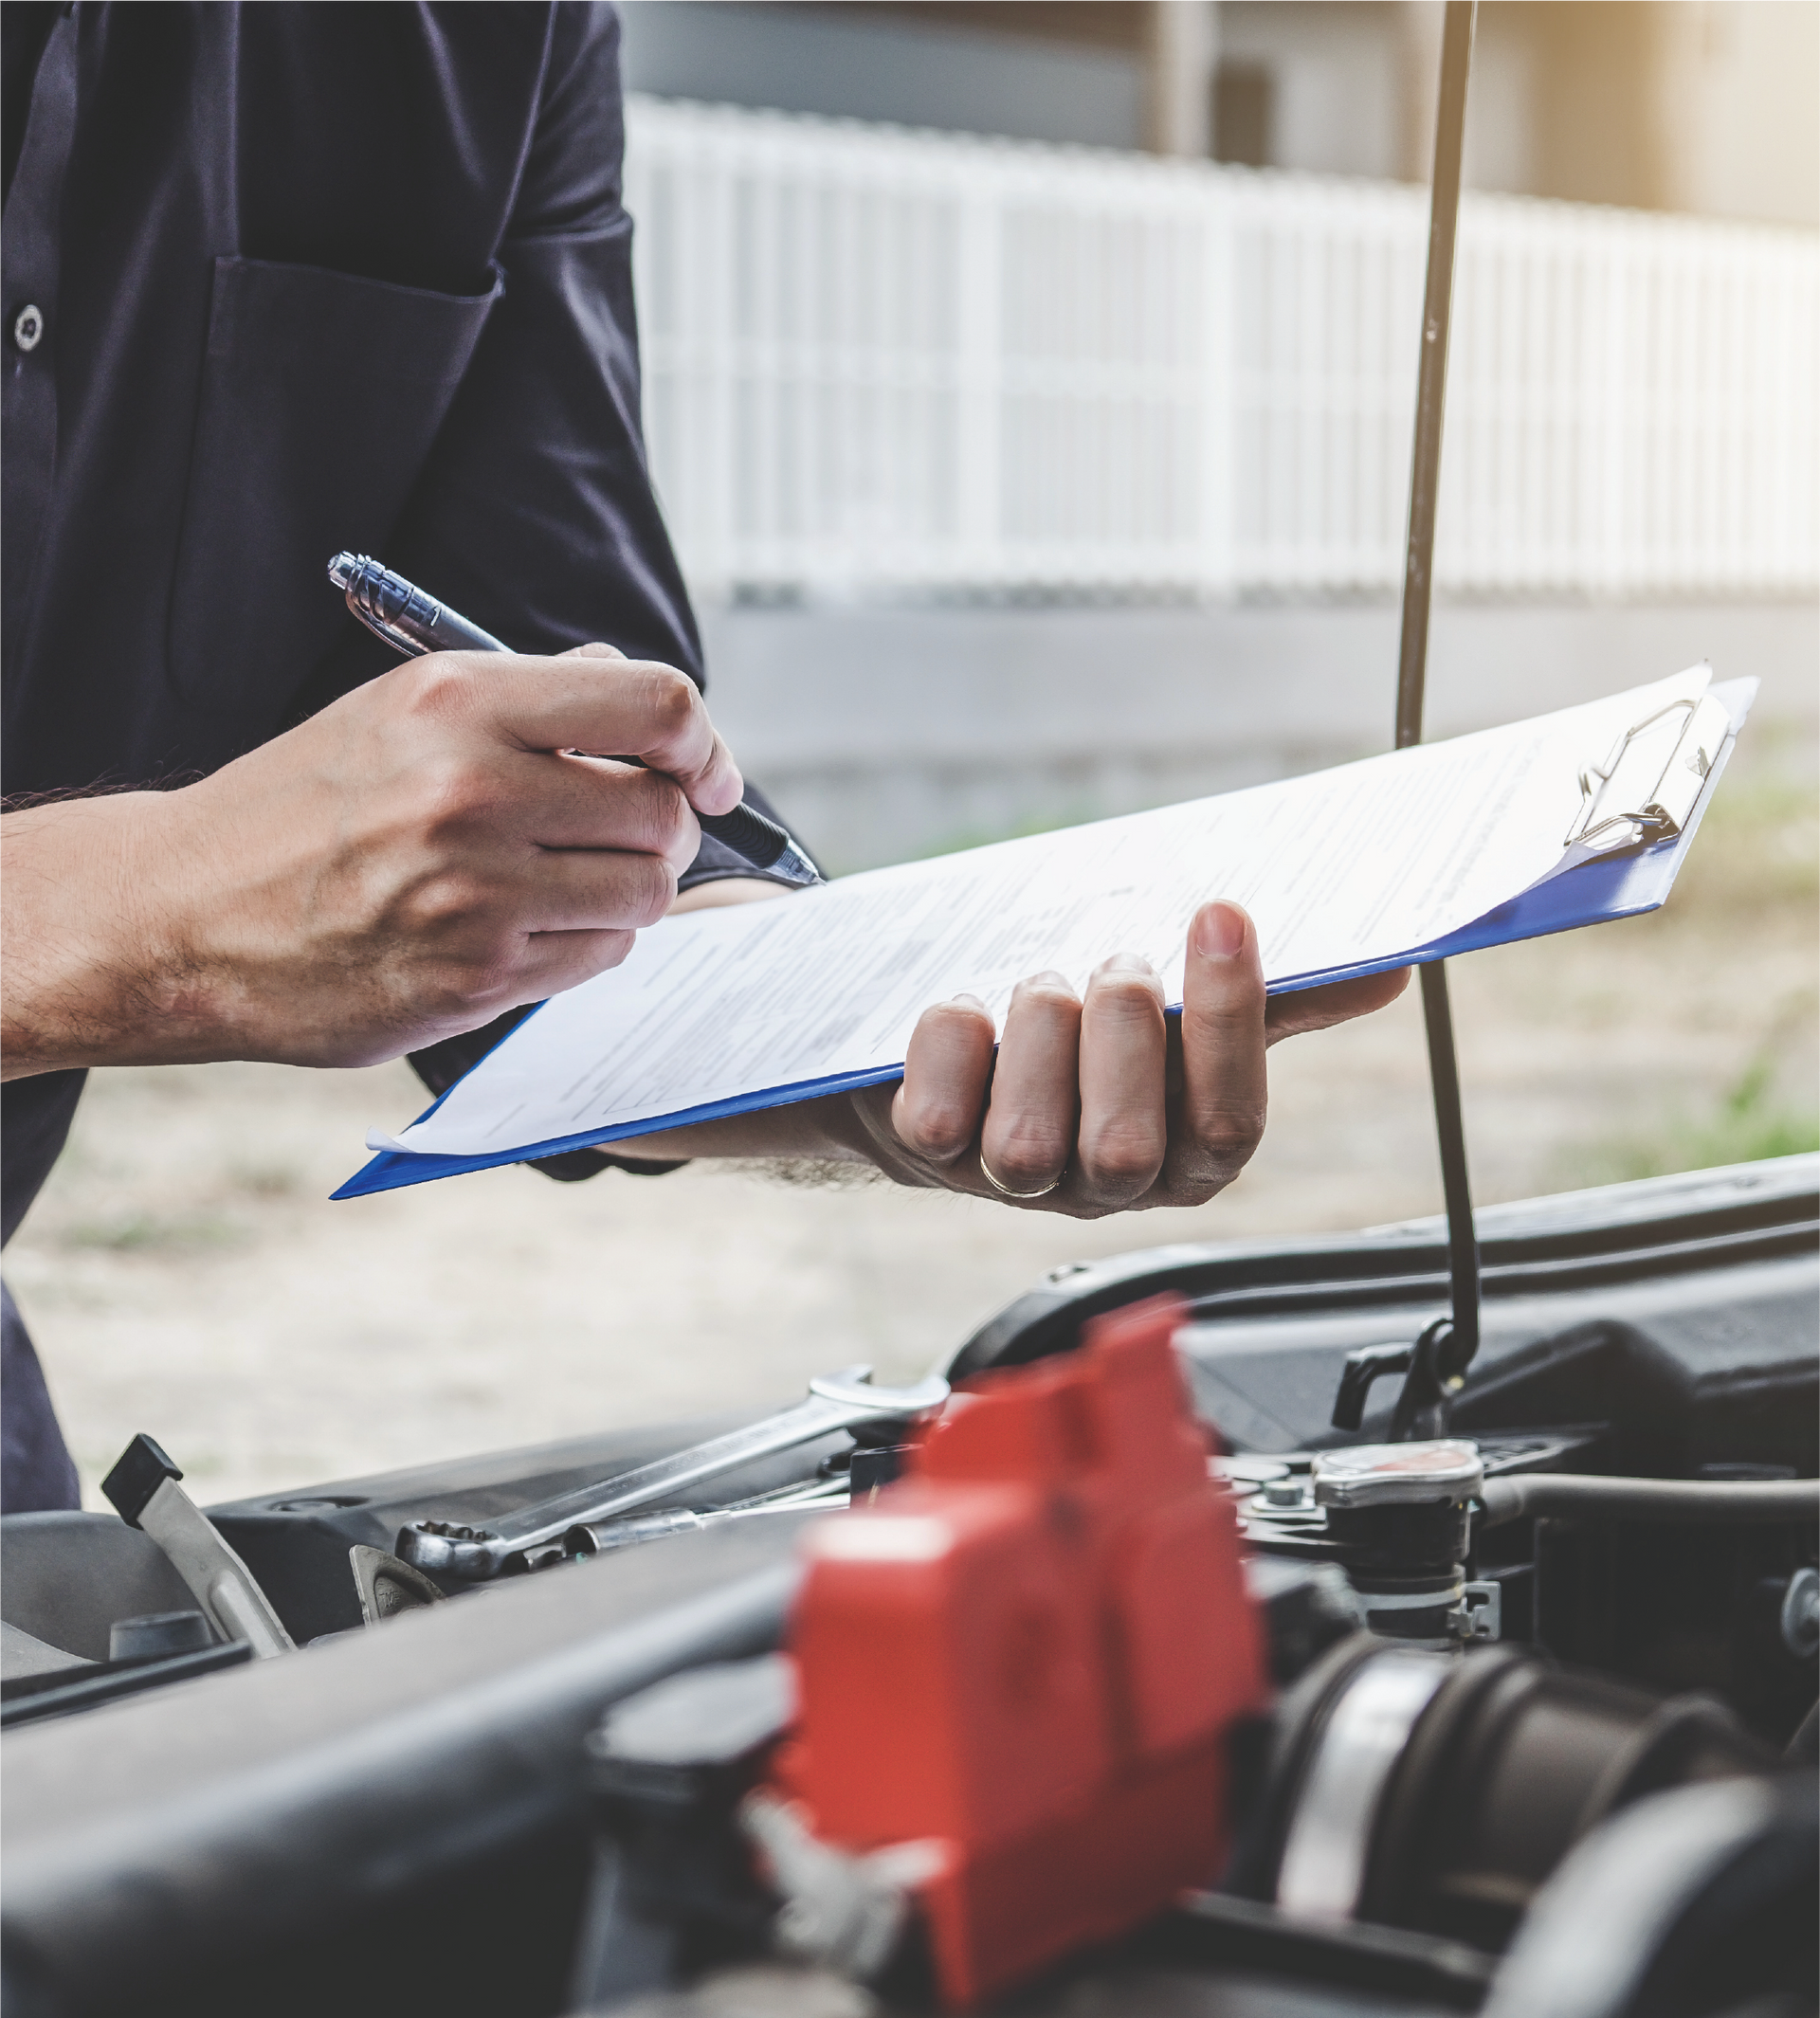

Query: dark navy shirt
[2,3,776,1247]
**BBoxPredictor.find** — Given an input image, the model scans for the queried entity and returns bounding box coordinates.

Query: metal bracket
[1458,1580,1503,1643]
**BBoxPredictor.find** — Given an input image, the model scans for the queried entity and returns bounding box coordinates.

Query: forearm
[596,1085,910,1175]
[0,796,208,1080]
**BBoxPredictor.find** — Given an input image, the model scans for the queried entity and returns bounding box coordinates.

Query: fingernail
[1193,902,1246,959]
[1102,954,1156,977]
[950,992,987,1011]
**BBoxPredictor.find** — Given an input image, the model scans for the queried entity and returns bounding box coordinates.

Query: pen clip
[328,552,439,658]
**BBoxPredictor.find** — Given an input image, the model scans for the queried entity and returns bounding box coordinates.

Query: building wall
[621,0,1597,194]
[1652,1,1820,227]
[1510,2,1678,209]
[618,1,1820,226]
[617,2,1148,149]
[620,1,1413,163]
[1216,3,1405,180]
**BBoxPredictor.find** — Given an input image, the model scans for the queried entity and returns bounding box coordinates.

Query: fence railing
[625,97,1820,601]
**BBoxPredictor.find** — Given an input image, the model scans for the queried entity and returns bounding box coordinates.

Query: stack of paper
[337,666,1749,1198]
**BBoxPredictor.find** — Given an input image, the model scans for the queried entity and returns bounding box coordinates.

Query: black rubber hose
[1479,1473,1820,1528]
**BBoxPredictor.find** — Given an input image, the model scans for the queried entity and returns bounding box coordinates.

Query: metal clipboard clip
[1564,691,1732,856]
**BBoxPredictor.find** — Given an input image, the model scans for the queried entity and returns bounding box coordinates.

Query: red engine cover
[777,1294,1266,2006]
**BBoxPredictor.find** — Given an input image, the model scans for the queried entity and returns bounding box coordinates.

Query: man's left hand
[846,899,1407,1217]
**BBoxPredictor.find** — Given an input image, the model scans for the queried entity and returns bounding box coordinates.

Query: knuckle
[629,852,679,925]
[986,1115,1071,1186]
[594,928,637,973]
[564,929,637,981]
[396,656,478,726]
[1078,1117,1165,1191]
[1200,970,1267,1026]
[1012,973,1079,1015]
[1155,1171,1224,1209]
[650,777,696,854]
[1091,973,1165,1025]
[906,1107,983,1165]
[645,664,701,738]
[991,1153,1057,1190]
[413,754,500,836]
[1191,1098,1266,1171]
[427,945,518,1021]
[405,867,493,935]
[901,1092,975,1163]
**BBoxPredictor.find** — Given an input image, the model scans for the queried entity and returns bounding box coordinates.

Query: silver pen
[327,553,823,887]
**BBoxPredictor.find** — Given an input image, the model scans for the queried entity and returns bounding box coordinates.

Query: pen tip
[772,844,826,889]
[327,553,357,590]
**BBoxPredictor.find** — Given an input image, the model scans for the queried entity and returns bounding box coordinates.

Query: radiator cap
[1313,1439,1483,1509]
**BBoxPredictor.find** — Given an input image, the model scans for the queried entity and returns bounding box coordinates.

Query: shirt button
[12,304,45,352]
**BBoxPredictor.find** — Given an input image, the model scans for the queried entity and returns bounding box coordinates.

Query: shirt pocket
[167,255,501,720]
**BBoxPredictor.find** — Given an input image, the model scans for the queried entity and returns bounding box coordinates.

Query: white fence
[625,97,1820,601]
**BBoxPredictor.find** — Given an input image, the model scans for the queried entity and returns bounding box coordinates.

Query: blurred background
[11,0,1816,1507]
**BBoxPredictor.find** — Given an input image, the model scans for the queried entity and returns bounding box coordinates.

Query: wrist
[1,791,216,1077]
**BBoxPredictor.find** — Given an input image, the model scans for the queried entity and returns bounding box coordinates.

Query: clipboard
[333,676,1754,1201]
[1258,676,1749,999]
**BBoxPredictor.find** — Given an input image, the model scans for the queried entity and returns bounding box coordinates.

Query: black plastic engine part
[1229,1635,1773,1954]
[1,1512,197,1662]
[1533,1505,1818,1745]
[1136,1890,1493,2013]
[568,1655,793,2010]
[1480,1773,1818,2018]
[951,1162,1820,1486]
[1244,1556,1367,1686]
[1,1520,809,2018]
[108,1609,213,1662]
[0,1639,251,1730]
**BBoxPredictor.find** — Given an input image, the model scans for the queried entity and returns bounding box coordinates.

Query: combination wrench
[394,1367,950,1582]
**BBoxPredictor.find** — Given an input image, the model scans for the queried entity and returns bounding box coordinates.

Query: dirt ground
[9,724,1814,1510]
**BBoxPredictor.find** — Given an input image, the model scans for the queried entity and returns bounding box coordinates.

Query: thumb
[557,641,628,661]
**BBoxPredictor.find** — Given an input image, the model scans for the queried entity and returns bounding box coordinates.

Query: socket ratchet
[562,1474,850,1561]
[394,1367,949,1582]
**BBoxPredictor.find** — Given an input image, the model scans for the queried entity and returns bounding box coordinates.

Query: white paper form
[369,667,1712,1165]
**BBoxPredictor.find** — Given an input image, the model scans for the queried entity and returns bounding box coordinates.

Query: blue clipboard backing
[333,720,1736,1202]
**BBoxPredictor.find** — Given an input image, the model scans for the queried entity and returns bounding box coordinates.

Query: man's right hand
[0,645,741,1078]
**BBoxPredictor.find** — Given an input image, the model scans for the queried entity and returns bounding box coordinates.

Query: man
[0,5,1402,1511]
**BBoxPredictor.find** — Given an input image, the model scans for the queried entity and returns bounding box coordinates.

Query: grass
[1580,728,1820,1182]
[60,1211,249,1256]
[1665,729,1820,924]
[229,1159,302,1199]
[1574,1055,1820,1186]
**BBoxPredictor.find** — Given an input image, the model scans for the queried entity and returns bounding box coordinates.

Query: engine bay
[3,1155,1815,2018]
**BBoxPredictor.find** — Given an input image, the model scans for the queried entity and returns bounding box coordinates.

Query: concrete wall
[701,597,1820,869]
